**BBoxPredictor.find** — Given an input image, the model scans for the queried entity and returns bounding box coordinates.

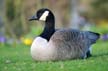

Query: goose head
[29,8,55,41]
[29,8,55,23]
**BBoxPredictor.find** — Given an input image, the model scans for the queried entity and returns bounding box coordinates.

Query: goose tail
[87,31,100,44]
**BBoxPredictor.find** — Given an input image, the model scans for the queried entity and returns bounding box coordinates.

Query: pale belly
[30,37,55,61]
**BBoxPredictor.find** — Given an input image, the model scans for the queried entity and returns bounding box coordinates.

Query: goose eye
[37,12,41,18]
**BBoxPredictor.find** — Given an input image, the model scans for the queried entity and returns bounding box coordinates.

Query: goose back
[48,29,99,60]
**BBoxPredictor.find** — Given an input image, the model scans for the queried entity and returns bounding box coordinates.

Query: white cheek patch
[39,11,49,21]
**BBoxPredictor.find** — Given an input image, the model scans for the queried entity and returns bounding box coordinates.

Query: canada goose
[29,8,100,61]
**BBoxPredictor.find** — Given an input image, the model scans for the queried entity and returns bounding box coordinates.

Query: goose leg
[86,47,92,58]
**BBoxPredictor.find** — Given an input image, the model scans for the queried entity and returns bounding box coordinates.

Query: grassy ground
[0,41,108,71]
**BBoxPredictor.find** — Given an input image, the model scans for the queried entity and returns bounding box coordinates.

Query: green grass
[0,41,108,71]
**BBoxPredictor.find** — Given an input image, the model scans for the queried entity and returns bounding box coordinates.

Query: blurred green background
[0,0,108,45]
[0,0,108,71]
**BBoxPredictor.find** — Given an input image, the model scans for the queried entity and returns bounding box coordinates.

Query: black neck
[40,15,55,41]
